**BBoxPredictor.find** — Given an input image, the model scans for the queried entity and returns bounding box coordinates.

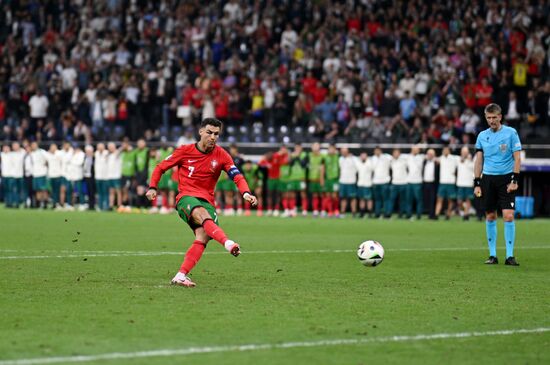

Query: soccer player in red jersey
[259,146,289,216]
[146,118,257,287]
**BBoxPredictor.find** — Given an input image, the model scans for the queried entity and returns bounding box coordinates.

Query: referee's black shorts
[481,174,516,212]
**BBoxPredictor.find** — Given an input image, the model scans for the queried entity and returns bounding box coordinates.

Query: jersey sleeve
[221,150,251,195]
[511,130,522,152]
[475,133,482,152]
[149,147,184,188]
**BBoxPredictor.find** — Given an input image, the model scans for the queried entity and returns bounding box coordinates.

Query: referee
[474,103,522,266]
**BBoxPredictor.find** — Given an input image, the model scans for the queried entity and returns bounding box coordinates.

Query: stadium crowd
[0,0,549,146]
[1,139,481,221]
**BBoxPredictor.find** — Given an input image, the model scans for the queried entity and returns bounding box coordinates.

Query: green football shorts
[176,196,219,231]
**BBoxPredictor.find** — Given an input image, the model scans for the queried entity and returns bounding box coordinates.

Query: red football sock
[282,197,288,210]
[152,197,157,207]
[202,219,229,245]
[333,197,339,212]
[323,196,332,213]
[257,203,263,211]
[179,240,206,274]
[302,197,308,212]
[244,201,251,211]
[312,196,320,211]
[161,192,169,208]
[290,197,297,210]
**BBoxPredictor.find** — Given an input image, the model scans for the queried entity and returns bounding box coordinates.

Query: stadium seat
[113,126,125,139]
[159,126,169,138]
[170,126,183,140]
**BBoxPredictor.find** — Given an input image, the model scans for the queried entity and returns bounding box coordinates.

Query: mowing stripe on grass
[0,246,549,260]
[0,327,548,365]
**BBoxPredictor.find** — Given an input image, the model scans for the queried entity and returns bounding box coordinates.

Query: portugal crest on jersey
[210,159,218,171]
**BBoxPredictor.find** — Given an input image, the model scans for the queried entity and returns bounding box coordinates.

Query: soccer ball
[357,240,385,267]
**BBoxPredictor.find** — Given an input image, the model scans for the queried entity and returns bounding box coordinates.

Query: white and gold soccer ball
[357,240,385,267]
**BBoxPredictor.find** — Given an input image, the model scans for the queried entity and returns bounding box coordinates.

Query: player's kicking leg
[171,199,241,287]
[171,225,240,287]
[188,207,238,255]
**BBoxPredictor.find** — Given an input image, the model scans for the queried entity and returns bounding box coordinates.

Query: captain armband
[227,165,241,179]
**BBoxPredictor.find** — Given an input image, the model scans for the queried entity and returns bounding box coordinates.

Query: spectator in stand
[460,108,481,141]
[475,78,494,118]
[504,91,524,131]
[28,89,49,135]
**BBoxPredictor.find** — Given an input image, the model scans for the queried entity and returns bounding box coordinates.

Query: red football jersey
[260,151,289,179]
[150,144,245,205]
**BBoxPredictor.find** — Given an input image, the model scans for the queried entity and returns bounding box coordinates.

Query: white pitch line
[0,327,548,365]
[1,246,550,260]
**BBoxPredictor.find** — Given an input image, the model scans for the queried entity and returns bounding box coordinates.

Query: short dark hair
[200,118,223,129]
[484,103,502,115]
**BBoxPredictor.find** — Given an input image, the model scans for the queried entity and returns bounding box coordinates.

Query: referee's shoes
[485,256,498,264]
[505,256,520,266]
[484,256,520,266]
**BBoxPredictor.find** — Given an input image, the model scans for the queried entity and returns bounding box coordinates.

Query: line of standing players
[2,139,477,220]
[217,143,478,220]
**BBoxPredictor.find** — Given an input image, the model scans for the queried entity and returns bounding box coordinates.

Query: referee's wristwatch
[510,173,519,185]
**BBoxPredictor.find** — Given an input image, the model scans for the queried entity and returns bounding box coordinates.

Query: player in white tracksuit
[371,147,392,218]
[94,143,110,210]
[355,152,374,217]
[67,145,86,208]
[456,146,475,220]
[46,144,63,208]
[388,148,409,217]
[406,146,425,219]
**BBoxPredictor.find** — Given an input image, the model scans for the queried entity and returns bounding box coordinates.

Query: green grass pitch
[0,208,549,364]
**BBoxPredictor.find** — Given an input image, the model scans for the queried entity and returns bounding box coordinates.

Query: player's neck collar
[195,143,213,154]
